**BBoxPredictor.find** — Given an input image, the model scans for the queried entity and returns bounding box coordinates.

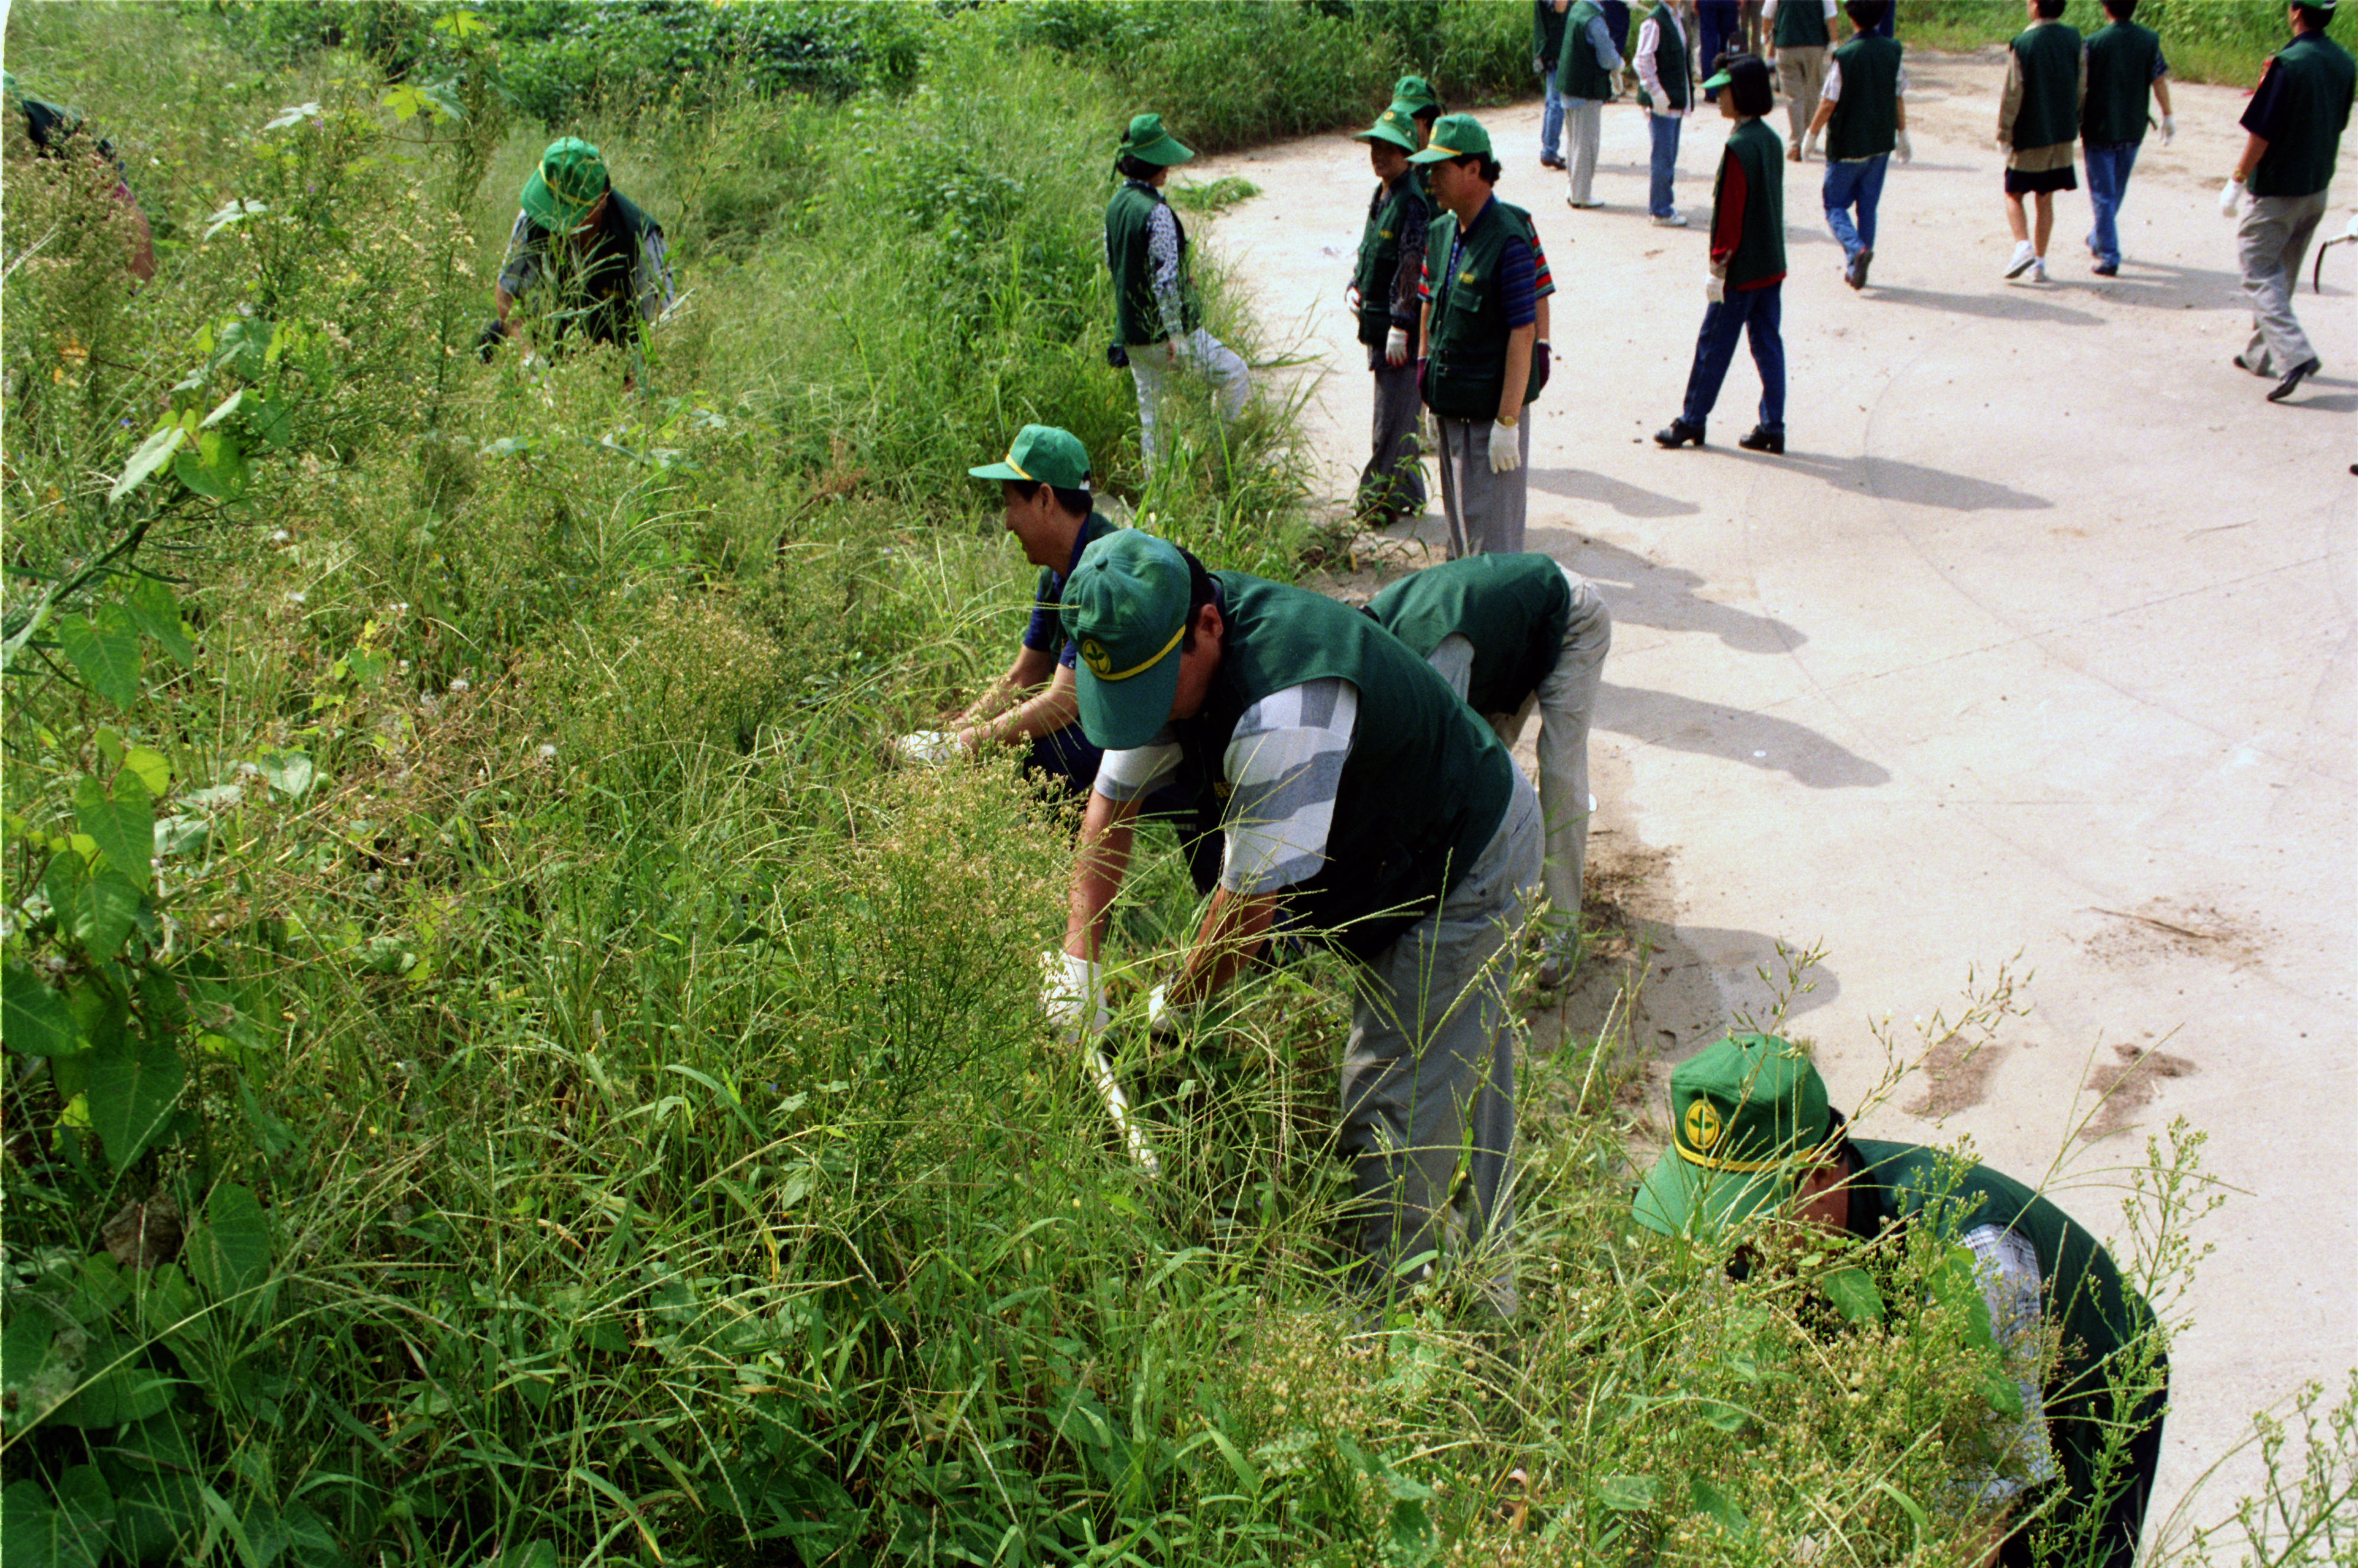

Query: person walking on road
[1367,553,1612,987]
[1106,113,1250,477]
[1632,1033,2171,1568]
[2081,0,2175,277]
[1656,54,1788,455]
[1045,531,1542,1304]
[1999,0,2087,285]
[1349,106,1433,528]
[1537,0,1573,169]
[1416,113,1557,557]
[2225,0,2354,404]
[1805,0,1911,290]
[1764,0,1838,159]
[1557,0,1628,209]
[1634,1,1695,226]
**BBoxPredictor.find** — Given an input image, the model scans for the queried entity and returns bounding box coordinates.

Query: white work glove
[2159,114,2175,145]
[1706,274,1726,304]
[1041,950,1109,1042]
[897,730,960,765]
[1488,419,1522,473]
[1346,282,1362,310]
[1895,128,1913,164]
[1383,326,1409,367]
[1145,983,1190,1040]
[2219,177,2245,219]
[1802,131,1821,161]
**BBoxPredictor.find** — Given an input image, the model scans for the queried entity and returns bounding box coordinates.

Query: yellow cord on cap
[1094,621,1186,682]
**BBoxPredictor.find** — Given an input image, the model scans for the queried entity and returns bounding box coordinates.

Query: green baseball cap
[1408,112,1493,164]
[1632,1033,1837,1240]
[969,425,1093,489]
[1118,112,1194,167]
[1701,53,1770,95]
[1353,106,1420,154]
[521,137,610,232]
[1389,74,1443,116]
[1061,530,1191,751]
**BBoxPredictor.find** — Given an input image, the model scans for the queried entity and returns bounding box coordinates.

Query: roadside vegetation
[2,4,2344,1566]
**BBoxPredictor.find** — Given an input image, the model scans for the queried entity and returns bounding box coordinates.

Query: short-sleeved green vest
[1177,574,1515,960]
[1353,175,1427,349]
[1826,34,1903,161]
[1105,178,1203,347]
[2007,21,2084,150]
[1715,118,1786,289]
[2081,21,2162,146]
[2248,31,2357,199]
[1557,0,1616,102]
[1772,0,1828,50]
[1366,553,1573,717]
[1424,199,1548,422]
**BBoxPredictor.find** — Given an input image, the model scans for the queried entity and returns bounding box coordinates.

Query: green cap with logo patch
[1408,112,1493,164]
[1389,74,1443,118]
[969,424,1092,489]
[1632,1032,1836,1239]
[1060,529,1191,752]
[1353,105,1421,154]
[521,136,610,232]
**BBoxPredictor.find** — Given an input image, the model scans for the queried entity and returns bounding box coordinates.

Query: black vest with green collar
[1177,574,1514,961]
[1106,178,1203,347]
[1353,175,1426,348]
[1366,553,1573,718]
[2008,21,2084,150]
[1772,0,1828,50]
[1716,118,1787,288]
[1638,6,1690,113]
[2082,20,2162,147]
[1826,34,1902,160]
[1423,197,1547,422]
[2248,31,2356,199]
[1557,0,1616,101]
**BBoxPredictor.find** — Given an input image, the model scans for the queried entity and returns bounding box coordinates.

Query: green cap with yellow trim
[1408,112,1493,164]
[1353,105,1420,154]
[1061,529,1191,752]
[969,424,1092,489]
[1632,1032,1834,1238]
[521,136,610,232]
[1389,74,1443,117]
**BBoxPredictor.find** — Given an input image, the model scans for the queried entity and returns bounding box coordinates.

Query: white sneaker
[1652,211,1688,227]
[2030,256,2048,283]
[2003,240,2037,279]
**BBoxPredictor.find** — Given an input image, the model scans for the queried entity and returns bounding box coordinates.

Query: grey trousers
[2236,190,2329,377]
[1435,415,1530,558]
[1128,326,1250,475]
[1564,97,1605,204]
[1357,344,1428,519]
[1340,768,1542,1293]
[1778,47,1827,151]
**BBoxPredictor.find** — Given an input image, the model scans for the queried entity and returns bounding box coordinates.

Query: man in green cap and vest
[2080,0,2175,278]
[1998,0,2088,285]
[486,137,673,383]
[1414,113,1556,558]
[1804,1,1912,291]
[1044,531,1542,1303]
[1347,106,1431,528]
[1633,1033,2170,1568]
[1106,112,1251,477]
[1554,0,1627,209]
[1655,54,1787,454]
[1764,0,1839,157]
[2224,1,2354,404]
[1365,553,1612,986]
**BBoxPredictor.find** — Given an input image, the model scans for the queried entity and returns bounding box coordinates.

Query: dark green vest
[1772,0,1827,51]
[1423,198,1548,422]
[1637,6,1690,113]
[2249,31,2357,199]
[2008,22,2084,150]
[1716,118,1786,289]
[1105,178,1202,347]
[1852,1140,2163,1527]
[2081,21,2162,146]
[1353,175,1425,348]
[1366,554,1573,717]
[1557,0,1616,101]
[1181,574,1514,961]
[1534,0,1568,67]
[1826,34,1902,161]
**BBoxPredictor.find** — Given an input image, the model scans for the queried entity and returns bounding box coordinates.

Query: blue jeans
[1822,154,1889,261]
[2084,141,2141,268]
[1648,113,1683,217]
[1541,71,1565,160]
[1697,1,1739,96]
[1680,282,1785,433]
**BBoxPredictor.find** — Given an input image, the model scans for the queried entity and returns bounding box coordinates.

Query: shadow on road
[1754,451,2054,512]
[1870,284,2104,326]
[1551,533,1805,653]
[1596,681,1892,788]
[1529,466,1702,518]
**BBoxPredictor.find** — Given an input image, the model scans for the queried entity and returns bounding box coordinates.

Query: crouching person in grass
[483,137,673,390]
[1633,1034,2171,1568]
[1044,531,1542,1308]
[1365,553,1611,990]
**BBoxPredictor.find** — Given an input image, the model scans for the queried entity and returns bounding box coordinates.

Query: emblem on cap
[1080,637,1111,677]
[1683,1098,1723,1151]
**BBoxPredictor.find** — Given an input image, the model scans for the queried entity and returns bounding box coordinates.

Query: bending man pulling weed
[483,137,673,386]
[1633,1034,2170,1568]
[1046,531,1541,1305]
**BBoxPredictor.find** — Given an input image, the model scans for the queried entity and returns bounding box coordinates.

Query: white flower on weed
[286,591,307,605]
[449,678,470,693]
[536,744,557,760]
[270,529,292,544]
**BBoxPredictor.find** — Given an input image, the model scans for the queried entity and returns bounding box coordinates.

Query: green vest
[1852,1140,2162,1526]
[1636,6,1690,113]
[1105,178,1201,347]
[1715,118,1786,289]
[1534,0,1569,67]
[2081,21,2162,146]
[1825,34,1902,161]
[1557,0,1615,101]
[1423,198,1548,422]
[2007,22,2084,151]
[2249,31,2357,199]
[1181,574,1514,961]
[1366,554,1573,718]
[1353,175,1425,349]
[1772,0,1827,51]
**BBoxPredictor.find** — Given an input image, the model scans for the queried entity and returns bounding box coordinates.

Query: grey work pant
[1777,46,1827,151]
[2235,190,2329,378]
[1564,97,1605,204]
[1435,414,1530,558]
[1357,343,1428,520]
[1128,326,1251,476]
[1340,767,1542,1296]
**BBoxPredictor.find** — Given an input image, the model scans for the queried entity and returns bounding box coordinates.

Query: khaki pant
[1776,45,1827,151]
[2235,190,2328,377]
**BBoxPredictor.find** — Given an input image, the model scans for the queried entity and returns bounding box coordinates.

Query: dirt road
[1189,47,2354,1547]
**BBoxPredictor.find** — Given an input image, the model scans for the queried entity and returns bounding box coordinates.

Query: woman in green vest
[1998,0,2087,284]
[1105,113,1250,477]
[1348,106,1431,527]
[1633,1034,2171,1568]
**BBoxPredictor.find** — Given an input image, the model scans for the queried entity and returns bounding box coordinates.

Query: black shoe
[1654,418,1706,448]
[1854,248,1872,289]
[1539,154,1567,171]
[1737,425,1785,454]
[2268,357,2321,403]
[2092,260,2119,276]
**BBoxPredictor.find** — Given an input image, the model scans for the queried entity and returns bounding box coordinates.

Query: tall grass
[1904,0,2291,86]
